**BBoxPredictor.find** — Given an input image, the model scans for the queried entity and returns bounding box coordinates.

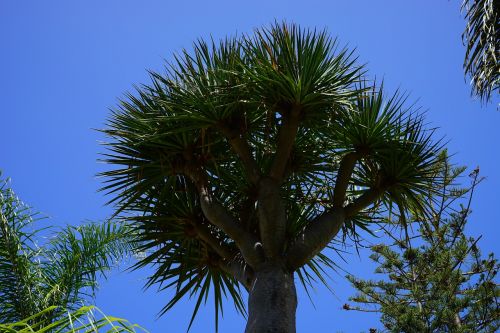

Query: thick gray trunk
[245,267,297,333]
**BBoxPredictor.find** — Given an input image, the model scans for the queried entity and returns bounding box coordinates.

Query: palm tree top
[0,174,132,324]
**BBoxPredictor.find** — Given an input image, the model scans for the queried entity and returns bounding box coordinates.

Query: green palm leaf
[462,0,499,102]
[0,306,148,333]
[0,173,133,326]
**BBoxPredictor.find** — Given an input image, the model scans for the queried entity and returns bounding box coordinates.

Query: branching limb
[229,136,261,184]
[287,185,386,271]
[286,152,364,270]
[344,187,386,217]
[257,177,287,259]
[185,167,264,268]
[192,221,236,260]
[254,108,300,260]
[286,209,345,271]
[269,108,301,182]
[219,126,261,184]
[192,221,254,289]
[197,184,265,268]
[333,152,360,207]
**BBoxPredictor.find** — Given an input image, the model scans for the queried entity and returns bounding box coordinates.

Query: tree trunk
[245,266,297,333]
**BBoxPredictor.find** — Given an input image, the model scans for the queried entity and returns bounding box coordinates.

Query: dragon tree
[101,22,443,332]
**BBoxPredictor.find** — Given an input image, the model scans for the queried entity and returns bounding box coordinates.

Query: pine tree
[346,154,500,332]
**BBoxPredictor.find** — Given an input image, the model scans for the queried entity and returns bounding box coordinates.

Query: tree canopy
[100,22,444,331]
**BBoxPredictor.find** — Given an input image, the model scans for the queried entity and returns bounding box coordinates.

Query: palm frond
[0,173,132,324]
[0,306,148,333]
[41,221,133,314]
[0,175,45,322]
[462,0,499,102]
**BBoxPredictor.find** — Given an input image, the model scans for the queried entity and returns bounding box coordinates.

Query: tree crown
[101,22,444,328]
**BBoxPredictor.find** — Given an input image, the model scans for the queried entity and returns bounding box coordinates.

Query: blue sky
[1,1,498,332]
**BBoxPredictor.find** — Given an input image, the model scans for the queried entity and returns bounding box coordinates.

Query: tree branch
[333,152,360,208]
[344,186,385,217]
[286,209,345,271]
[191,221,254,289]
[286,185,386,271]
[185,167,264,268]
[269,108,301,182]
[230,136,261,184]
[257,177,287,259]
[219,126,261,184]
[192,220,236,260]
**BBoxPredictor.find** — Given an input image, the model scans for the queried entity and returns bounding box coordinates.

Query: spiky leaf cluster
[100,22,444,329]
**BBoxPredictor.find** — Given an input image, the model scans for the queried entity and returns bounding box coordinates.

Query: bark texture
[245,267,297,333]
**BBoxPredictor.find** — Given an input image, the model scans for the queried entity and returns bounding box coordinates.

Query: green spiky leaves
[334,84,444,217]
[100,22,444,330]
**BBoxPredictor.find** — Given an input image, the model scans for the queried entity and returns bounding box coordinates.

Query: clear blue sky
[1,1,498,332]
